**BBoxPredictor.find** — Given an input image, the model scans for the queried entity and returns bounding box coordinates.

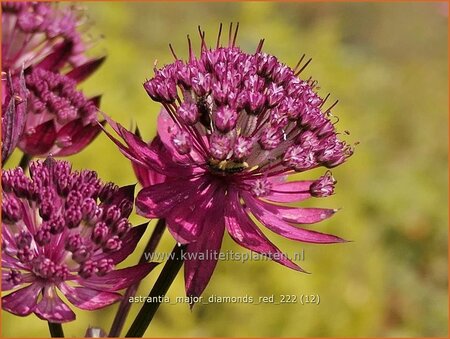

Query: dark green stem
[125,243,185,338]
[18,153,32,171]
[48,322,64,338]
[109,219,166,337]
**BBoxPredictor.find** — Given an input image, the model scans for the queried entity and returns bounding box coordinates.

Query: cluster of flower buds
[143,32,352,182]
[1,2,105,159]
[2,158,155,323]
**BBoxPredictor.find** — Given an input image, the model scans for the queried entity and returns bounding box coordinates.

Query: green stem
[48,322,64,338]
[109,219,166,337]
[18,153,32,171]
[125,243,185,338]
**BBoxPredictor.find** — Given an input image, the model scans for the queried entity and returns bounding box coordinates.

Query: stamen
[232,22,239,47]
[256,39,265,53]
[228,22,233,46]
[198,26,206,51]
[187,35,193,61]
[295,57,312,76]
[325,99,339,113]
[216,23,223,48]
[169,43,178,60]
[293,53,305,73]
[320,93,330,108]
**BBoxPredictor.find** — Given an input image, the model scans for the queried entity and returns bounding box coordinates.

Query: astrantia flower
[1,158,157,323]
[1,2,105,157]
[104,25,353,299]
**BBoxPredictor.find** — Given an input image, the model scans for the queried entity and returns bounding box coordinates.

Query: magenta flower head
[1,158,157,323]
[104,25,353,299]
[1,2,105,157]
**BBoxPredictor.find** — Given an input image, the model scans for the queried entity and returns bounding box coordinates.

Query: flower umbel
[105,24,353,300]
[1,2,105,158]
[1,158,157,323]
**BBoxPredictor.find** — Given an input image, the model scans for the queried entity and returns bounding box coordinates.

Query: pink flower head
[1,158,157,323]
[1,2,105,157]
[104,25,353,299]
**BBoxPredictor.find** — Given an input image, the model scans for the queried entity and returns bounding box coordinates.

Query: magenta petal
[59,283,121,310]
[101,114,165,172]
[132,161,163,187]
[66,57,106,83]
[101,124,149,168]
[78,263,158,291]
[225,189,304,272]
[54,120,103,156]
[264,180,313,203]
[278,207,337,224]
[1,96,20,162]
[2,71,27,163]
[36,41,74,72]
[2,282,43,316]
[93,223,147,264]
[136,177,202,219]
[185,195,225,299]
[19,120,57,155]
[35,286,75,323]
[251,194,337,224]
[2,252,24,270]
[103,113,162,167]
[165,182,217,244]
[244,194,345,244]
[102,114,195,177]
[132,136,166,187]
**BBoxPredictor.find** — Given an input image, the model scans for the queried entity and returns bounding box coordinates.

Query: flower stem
[19,153,32,171]
[125,243,186,338]
[48,322,64,338]
[109,218,166,337]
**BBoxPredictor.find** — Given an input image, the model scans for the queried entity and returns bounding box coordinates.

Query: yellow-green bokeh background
[2,1,448,337]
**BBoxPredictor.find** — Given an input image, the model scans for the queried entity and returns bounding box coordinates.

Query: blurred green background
[2,1,448,337]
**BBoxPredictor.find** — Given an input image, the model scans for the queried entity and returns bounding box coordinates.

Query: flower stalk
[109,218,166,337]
[18,153,32,171]
[48,322,64,338]
[126,243,185,338]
